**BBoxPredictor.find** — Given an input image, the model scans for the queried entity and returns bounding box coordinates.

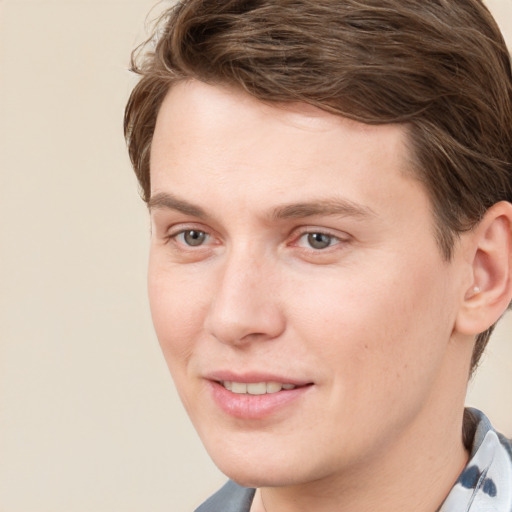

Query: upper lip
[205,370,313,386]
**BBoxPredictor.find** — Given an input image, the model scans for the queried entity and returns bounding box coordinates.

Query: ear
[455,201,512,336]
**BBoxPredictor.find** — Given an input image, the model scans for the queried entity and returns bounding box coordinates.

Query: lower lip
[208,381,312,420]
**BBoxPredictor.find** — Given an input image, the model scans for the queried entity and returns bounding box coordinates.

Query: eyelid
[165,222,211,237]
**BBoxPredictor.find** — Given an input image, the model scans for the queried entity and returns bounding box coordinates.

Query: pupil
[184,230,205,246]
[308,233,331,249]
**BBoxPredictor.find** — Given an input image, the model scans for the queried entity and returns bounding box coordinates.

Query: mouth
[206,371,314,418]
[219,381,299,395]
[209,377,313,419]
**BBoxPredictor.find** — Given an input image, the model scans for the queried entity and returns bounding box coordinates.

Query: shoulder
[194,481,256,512]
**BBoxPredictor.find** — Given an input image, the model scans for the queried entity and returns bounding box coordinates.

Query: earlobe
[455,201,512,336]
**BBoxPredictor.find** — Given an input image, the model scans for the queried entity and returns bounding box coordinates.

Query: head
[125,1,512,495]
[125,0,512,374]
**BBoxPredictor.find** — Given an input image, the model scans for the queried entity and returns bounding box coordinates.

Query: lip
[206,370,311,386]
[205,371,314,420]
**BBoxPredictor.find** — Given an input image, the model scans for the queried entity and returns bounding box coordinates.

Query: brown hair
[124,0,512,372]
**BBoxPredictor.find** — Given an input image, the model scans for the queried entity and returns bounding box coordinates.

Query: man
[124,1,512,510]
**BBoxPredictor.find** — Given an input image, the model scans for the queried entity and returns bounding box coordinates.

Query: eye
[305,232,335,249]
[175,229,209,247]
[296,232,340,250]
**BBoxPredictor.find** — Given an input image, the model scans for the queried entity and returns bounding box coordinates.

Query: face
[148,80,470,489]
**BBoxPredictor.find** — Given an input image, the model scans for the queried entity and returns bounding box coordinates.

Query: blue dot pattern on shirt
[458,465,497,497]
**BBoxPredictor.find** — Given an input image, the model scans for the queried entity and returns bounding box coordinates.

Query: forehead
[153,79,409,148]
[150,80,415,196]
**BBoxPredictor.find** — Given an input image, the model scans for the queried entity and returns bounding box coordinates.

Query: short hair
[124,0,512,372]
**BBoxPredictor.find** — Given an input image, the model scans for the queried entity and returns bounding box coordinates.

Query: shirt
[195,408,512,512]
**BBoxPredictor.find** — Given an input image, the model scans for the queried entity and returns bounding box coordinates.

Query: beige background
[0,1,511,511]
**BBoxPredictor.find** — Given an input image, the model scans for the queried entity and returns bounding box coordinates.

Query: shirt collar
[439,408,512,512]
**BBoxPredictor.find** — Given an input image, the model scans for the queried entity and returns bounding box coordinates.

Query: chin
[206,445,279,486]
[203,439,322,489]
[220,464,302,489]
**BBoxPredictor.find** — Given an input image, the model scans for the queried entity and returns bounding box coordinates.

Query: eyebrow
[148,191,375,221]
[148,192,207,218]
[271,198,376,220]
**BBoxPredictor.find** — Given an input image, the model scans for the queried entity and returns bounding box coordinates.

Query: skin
[147,80,509,512]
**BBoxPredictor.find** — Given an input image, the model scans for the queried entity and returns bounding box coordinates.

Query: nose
[204,250,286,347]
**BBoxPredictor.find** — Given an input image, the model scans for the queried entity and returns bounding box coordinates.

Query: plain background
[0,1,511,510]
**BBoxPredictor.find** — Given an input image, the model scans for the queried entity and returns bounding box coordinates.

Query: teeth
[266,382,282,394]
[247,382,267,395]
[231,382,247,394]
[221,381,297,394]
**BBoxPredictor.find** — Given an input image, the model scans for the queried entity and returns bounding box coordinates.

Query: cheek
[282,259,456,453]
[286,253,455,381]
[147,258,209,372]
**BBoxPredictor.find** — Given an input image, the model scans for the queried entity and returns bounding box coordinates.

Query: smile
[221,381,297,395]
[210,378,313,418]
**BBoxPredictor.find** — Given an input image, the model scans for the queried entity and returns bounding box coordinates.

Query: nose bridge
[205,242,284,345]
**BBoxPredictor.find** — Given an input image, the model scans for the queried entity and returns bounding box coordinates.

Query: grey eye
[182,230,207,246]
[307,233,333,249]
